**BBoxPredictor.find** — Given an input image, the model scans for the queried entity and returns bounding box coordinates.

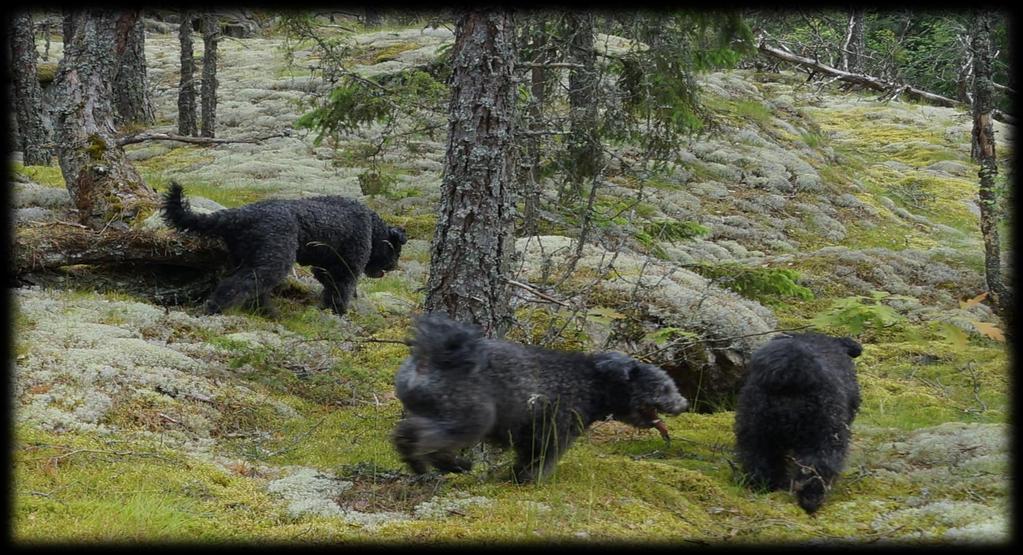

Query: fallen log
[116,130,290,147]
[757,39,1015,125]
[14,223,226,275]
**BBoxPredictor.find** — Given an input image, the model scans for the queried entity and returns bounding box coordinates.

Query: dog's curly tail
[410,313,484,374]
[161,182,222,235]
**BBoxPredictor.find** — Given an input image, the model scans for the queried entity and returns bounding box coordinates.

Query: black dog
[162,182,406,316]
[734,332,862,514]
[393,313,689,483]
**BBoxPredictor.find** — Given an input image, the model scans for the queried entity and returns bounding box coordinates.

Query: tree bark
[424,9,517,338]
[62,10,76,45]
[517,16,555,237]
[112,10,155,126]
[563,12,602,204]
[177,10,198,136]
[200,13,219,138]
[842,10,866,73]
[10,11,53,166]
[51,9,155,229]
[970,10,1010,324]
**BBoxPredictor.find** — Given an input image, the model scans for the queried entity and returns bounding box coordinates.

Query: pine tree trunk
[112,10,154,126]
[200,13,218,138]
[563,13,601,203]
[177,10,198,136]
[424,9,516,338]
[518,17,553,237]
[970,10,1010,323]
[10,11,53,166]
[51,9,155,229]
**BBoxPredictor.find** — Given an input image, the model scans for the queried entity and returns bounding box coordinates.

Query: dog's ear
[594,352,637,383]
[389,227,408,245]
[837,337,862,358]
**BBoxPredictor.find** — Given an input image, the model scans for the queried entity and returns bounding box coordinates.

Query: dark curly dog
[162,182,406,317]
[393,313,689,483]
[734,332,862,514]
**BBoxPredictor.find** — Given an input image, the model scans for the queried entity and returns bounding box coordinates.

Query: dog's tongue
[642,408,671,443]
[652,419,670,443]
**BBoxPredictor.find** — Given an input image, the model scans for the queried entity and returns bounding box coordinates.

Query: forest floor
[11,19,1012,545]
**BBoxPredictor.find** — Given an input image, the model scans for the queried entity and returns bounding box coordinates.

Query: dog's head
[595,352,689,430]
[365,226,407,278]
[792,465,831,515]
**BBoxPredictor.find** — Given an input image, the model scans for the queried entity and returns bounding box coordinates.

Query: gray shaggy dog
[734,332,862,514]
[393,313,689,483]
[162,182,406,317]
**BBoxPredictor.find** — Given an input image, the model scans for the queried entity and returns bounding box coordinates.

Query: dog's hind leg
[393,411,494,475]
[425,451,473,474]
[736,434,789,491]
[206,259,293,315]
[205,267,261,314]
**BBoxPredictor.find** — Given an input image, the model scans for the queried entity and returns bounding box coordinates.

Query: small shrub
[694,263,814,303]
[813,290,913,335]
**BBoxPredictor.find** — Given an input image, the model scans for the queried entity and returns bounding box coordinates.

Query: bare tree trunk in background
[51,9,154,229]
[956,25,974,104]
[841,10,866,73]
[62,10,76,45]
[562,12,602,204]
[517,16,555,237]
[424,9,517,338]
[970,10,1010,325]
[10,11,53,166]
[200,13,218,138]
[112,10,155,126]
[364,8,381,27]
[177,10,198,136]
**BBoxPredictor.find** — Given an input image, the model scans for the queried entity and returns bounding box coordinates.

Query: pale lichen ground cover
[12,21,1010,544]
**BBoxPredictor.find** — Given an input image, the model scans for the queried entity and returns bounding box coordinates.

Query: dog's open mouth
[641,407,671,443]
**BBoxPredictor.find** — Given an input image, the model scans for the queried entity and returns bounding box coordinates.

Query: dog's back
[162,181,296,237]
[739,333,861,434]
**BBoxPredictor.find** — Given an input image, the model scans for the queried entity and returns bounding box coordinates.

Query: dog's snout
[669,396,689,414]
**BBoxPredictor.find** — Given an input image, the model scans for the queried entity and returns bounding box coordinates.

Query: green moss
[134,145,216,177]
[145,176,269,209]
[371,42,421,64]
[505,306,590,351]
[12,163,65,188]
[13,426,296,542]
[36,62,57,85]
[85,135,107,161]
[373,212,436,241]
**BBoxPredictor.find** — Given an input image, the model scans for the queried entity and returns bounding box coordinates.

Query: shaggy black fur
[734,332,862,514]
[161,182,406,316]
[393,313,689,483]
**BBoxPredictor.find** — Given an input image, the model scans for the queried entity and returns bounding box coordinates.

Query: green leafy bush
[812,290,913,334]
[694,263,814,303]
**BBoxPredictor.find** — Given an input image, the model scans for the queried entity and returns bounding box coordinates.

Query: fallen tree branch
[757,38,1015,125]
[505,278,572,307]
[14,224,226,275]
[116,130,290,147]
